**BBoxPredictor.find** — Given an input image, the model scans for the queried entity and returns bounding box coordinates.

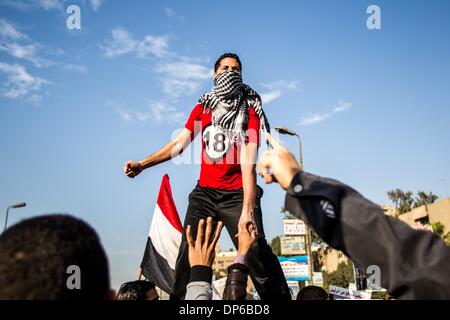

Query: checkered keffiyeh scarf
[199,70,270,144]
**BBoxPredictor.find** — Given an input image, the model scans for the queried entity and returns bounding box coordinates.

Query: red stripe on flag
[156,174,183,233]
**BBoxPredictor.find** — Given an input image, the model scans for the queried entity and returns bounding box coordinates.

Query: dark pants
[170,183,291,300]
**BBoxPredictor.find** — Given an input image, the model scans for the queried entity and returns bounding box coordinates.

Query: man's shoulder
[191,102,204,114]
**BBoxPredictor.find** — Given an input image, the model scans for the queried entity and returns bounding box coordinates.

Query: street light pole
[4,202,26,232]
[294,133,303,171]
[274,126,313,285]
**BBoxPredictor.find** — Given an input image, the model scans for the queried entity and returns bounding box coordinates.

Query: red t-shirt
[184,103,260,190]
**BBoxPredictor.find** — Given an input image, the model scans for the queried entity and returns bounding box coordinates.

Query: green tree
[387,189,439,214]
[323,262,354,290]
[414,191,439,208]
[387,189,414,214]
[312,250,322,271]
[432,222,450,246]
[270,236,281,256]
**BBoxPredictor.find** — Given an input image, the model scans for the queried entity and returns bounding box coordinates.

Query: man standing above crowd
[124,53,291,300]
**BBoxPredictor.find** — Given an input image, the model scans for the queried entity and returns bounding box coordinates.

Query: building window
[416,216,430,225]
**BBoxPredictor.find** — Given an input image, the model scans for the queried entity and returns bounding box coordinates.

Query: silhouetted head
[296,285,329,300]
[0,214,112,300]
[117,280,159,300]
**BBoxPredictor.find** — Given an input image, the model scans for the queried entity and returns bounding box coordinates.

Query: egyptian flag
[140,174,183,294]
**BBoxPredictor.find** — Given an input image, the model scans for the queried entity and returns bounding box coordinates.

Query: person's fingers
[245,221,254,233]
[257,151,275,177]
[204,217,213,246]
[186,225,194,248]
[251,229,257,240]
[210,221,223,248]
[196,219,205,248]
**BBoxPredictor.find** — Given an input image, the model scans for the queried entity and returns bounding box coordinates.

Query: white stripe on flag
[149,203,182,270]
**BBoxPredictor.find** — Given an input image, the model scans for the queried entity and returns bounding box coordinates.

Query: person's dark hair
[214,53,242,73]
[296,285,329,300]
[117,280,156,300]
[0,214,110,300]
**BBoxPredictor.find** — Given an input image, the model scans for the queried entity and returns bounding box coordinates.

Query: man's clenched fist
[123,160,142,178]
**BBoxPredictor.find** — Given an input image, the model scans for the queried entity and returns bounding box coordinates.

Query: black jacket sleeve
[284,171,450,299]
[222,263,249,300]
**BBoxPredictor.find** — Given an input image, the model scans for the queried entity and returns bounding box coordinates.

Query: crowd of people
[1,134,450,300]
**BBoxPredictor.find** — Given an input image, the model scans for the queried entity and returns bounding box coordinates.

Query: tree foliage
[387,189,439,214]
[387,189,414,214]
[432,222,450,246]
[414,191,439,208]
[270,236,281,256]
[322,262,354,290]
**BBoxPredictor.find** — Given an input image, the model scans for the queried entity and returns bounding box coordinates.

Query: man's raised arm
[123,128,196,178]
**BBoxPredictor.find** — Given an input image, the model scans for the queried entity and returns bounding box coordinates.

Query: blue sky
[1,0,449,290]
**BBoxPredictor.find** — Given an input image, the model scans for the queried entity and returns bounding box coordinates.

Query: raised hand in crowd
[186,217,223,268]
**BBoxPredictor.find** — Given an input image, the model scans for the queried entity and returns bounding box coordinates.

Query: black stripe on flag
[140,236,175,295]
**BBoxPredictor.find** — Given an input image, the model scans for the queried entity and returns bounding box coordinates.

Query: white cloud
[0,61,49,101]
[102,27,137,58]
[0,42,35,59]
[156,61,212,80]
[262,80,298,91]
[136,35,170,58]
[116,108,133,122]
[114,100,184,125]
[300,100,352,126]
[36,0,64,11]
[151,101,185,124]
[162,79,202,97]
[102,27,211,100]
[102,27,171,59]
[333,100,352,113]
[116,107,150,123]
[1,0,104,12]
[0,0,64,11]
[165,7,184,21]
[0,20,34,62]
[0,18,88,77]
[261,80,299,104]
[300,113,332,126]
[0,18,88,105]
[0,42,53,68]
[156,61,212,99]
[0,19,28,40]
[0,19,57,68]
[90,0,105,11]
[261,89,282,104]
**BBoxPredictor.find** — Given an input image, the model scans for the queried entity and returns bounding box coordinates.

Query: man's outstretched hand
[123,160,142,178]
[187,217,223,268]
[237,221,257,257]
[258,133,301,190]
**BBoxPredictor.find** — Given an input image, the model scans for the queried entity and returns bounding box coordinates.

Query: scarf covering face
[199,70,270,144]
